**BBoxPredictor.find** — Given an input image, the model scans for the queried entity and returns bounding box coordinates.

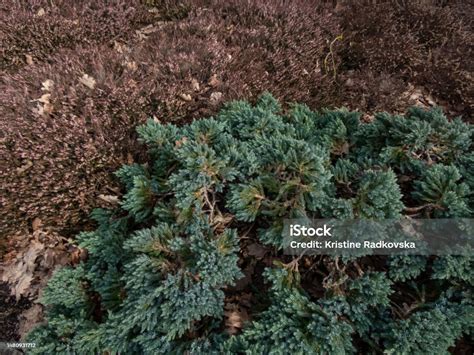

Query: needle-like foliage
[28,94,473,354]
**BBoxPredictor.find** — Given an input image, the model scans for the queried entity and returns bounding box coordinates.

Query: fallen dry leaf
[136,24,158,41]
[225,306,249,335]
[98,194,119,205]
[179,93,192,102]
[191,79,200,91]
[247,243,267,259]
[139,24,157,35]
[43,249,58,269]
[25,54,34,65]
[212,213,234,233]
[208,74,220,87]
[210,91,223,104]
[148,7,160,14]
[2,240,44,300]
[24,241,43,271]
[18,304,43,340]
[71,248,88,265]
[405,86,437,109]
[38,93,51,104]
[1,230,74,301]
[126,61,138,71]
[32,218,42,231]
[14,273,34,300]
[36,8,45,17]
[113,40,128,54]
[79,74,96,89]
[41,79,54,92]
[16,160,33,174]
[33,92,54,115]
[42,103,54,115]
[127,153,134,164]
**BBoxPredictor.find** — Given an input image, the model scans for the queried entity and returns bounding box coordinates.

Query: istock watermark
[289,223,332,237]
[283,218,474,256]
[0,342,36,350]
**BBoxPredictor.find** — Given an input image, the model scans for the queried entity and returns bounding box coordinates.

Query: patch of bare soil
[0,282,30,342]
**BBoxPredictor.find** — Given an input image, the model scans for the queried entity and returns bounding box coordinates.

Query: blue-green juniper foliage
[28,94,473,354]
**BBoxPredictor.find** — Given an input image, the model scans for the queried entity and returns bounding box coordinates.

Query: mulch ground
[0,282,30,341]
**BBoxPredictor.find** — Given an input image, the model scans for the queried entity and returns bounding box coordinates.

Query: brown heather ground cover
[0,0,472,342]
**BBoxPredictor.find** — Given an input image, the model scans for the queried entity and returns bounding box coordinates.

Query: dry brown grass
[0,0,341,240]
[1,0,472,244]
[339,0,473,117]
[0,0,155,73]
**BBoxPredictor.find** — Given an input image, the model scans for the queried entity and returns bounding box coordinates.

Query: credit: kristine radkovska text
[289,239,416,250]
